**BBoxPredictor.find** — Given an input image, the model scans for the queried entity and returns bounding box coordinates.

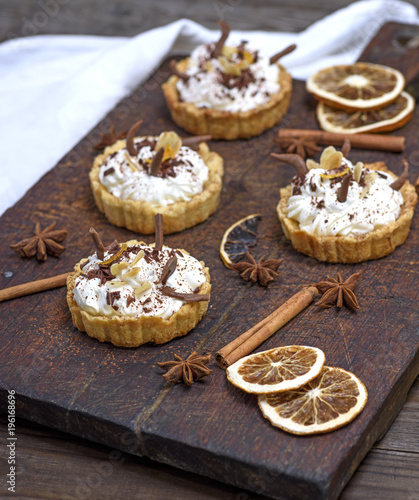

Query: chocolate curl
[390,159,409,191]
[149,147,165,177]
[161,286,210,302]
[105,240,120,253]
[341,138,351,157]
[337,173,352,203]
[155,214,164,251]
[169,60,189,81]
[181,135,212,146]
[212,20,231,58]
[269,43,297,65]
[126,120,143,156]
[160,256,178,286]
[270,153,308,179]
[89,227,105,260]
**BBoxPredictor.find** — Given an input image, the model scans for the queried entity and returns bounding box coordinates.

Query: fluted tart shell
[162,59,292,140]
[66,241,211,347]
[277,163,417,263]
[90,142,223,234]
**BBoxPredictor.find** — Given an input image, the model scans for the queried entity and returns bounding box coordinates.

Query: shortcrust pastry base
[90,142,223,234]
[66,241,211,347]
[162,59,292,140]
[277,163,417,263]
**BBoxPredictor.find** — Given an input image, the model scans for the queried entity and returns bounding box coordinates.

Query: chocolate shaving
[149,147,165,177]
[341,138,351,157]
[84,266,113,286]
[181,135,212,147]
[220,67,256,90]
[160,256,178,285]
[212,20,231,58]
[390,159,409,191]
[106,291,121,309]
[103,167,115,176]
[89,227,105,260]
[271,153,308,179]
[169,60,189,81]
[126,120,143,157]
[161,286,210,302]
[154,214,164,251]
[94,125,127,150]
[105,240,120,254]
[269,43,297,65]
[337,173,352,203]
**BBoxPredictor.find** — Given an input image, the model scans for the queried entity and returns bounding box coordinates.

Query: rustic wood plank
[0,379,418,500]
[0,18,419,500]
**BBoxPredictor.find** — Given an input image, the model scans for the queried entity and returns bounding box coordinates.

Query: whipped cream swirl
[73,244,206,320]
[176,42,280,112]
[99,136,209,206]
[286,158,404,237]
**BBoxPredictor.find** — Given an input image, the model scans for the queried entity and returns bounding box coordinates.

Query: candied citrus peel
[101,243,128,266]
[320,165,350,179]
[155,131,182,162]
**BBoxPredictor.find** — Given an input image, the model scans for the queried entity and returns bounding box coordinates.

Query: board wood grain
[0,22,418,500]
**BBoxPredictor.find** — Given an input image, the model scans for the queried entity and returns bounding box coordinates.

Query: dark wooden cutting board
[0,22,418,500]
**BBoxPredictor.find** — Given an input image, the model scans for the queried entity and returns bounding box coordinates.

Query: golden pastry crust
[66,241,211,347]
[162,59,292,140]
[89,141,223,234]
[277,163,417,263]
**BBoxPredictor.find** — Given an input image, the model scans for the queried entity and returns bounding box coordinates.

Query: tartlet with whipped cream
[162,21,294,140]
[66,217,211,347]
[272,142,417,263]
[89,121,223,234]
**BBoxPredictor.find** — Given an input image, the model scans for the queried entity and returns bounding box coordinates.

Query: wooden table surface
[1,1,418,499]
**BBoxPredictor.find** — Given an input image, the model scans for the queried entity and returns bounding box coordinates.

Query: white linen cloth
[0,0,418,216]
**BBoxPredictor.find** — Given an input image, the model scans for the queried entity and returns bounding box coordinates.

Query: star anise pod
[312,271,362,311]
[275,136,321,159]
[157,352,212,386]
[94,125,127,150]
[230,251,283,287]
[10,221,67,262]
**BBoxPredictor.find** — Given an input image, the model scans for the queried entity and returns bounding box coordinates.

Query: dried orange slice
[226,346,325,394]
[316,91,414,134]
[220,214,261,268]
[258,366,368,435]
[306,62,405,111]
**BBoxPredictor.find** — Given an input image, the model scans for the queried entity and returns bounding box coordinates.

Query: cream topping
[176,42,280,112]
[286,158,404,236]
[73,244,206,319]
[99,136,209,207]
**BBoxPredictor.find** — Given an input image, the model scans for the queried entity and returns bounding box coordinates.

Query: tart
[273,145,417,263]
[89,124,223,234]
[161,22,294,140]
[66,219,211,347]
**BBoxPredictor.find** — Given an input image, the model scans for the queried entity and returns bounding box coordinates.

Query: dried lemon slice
[316,91,415,134]
[258,366,368,435]
[226,346,325,394]
[306,62,405,111]
[220,214,261,268]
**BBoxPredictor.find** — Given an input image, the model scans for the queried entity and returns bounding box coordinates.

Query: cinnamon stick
[0,272,71,303]
[278,129,405,153]
[215,286,318,369]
